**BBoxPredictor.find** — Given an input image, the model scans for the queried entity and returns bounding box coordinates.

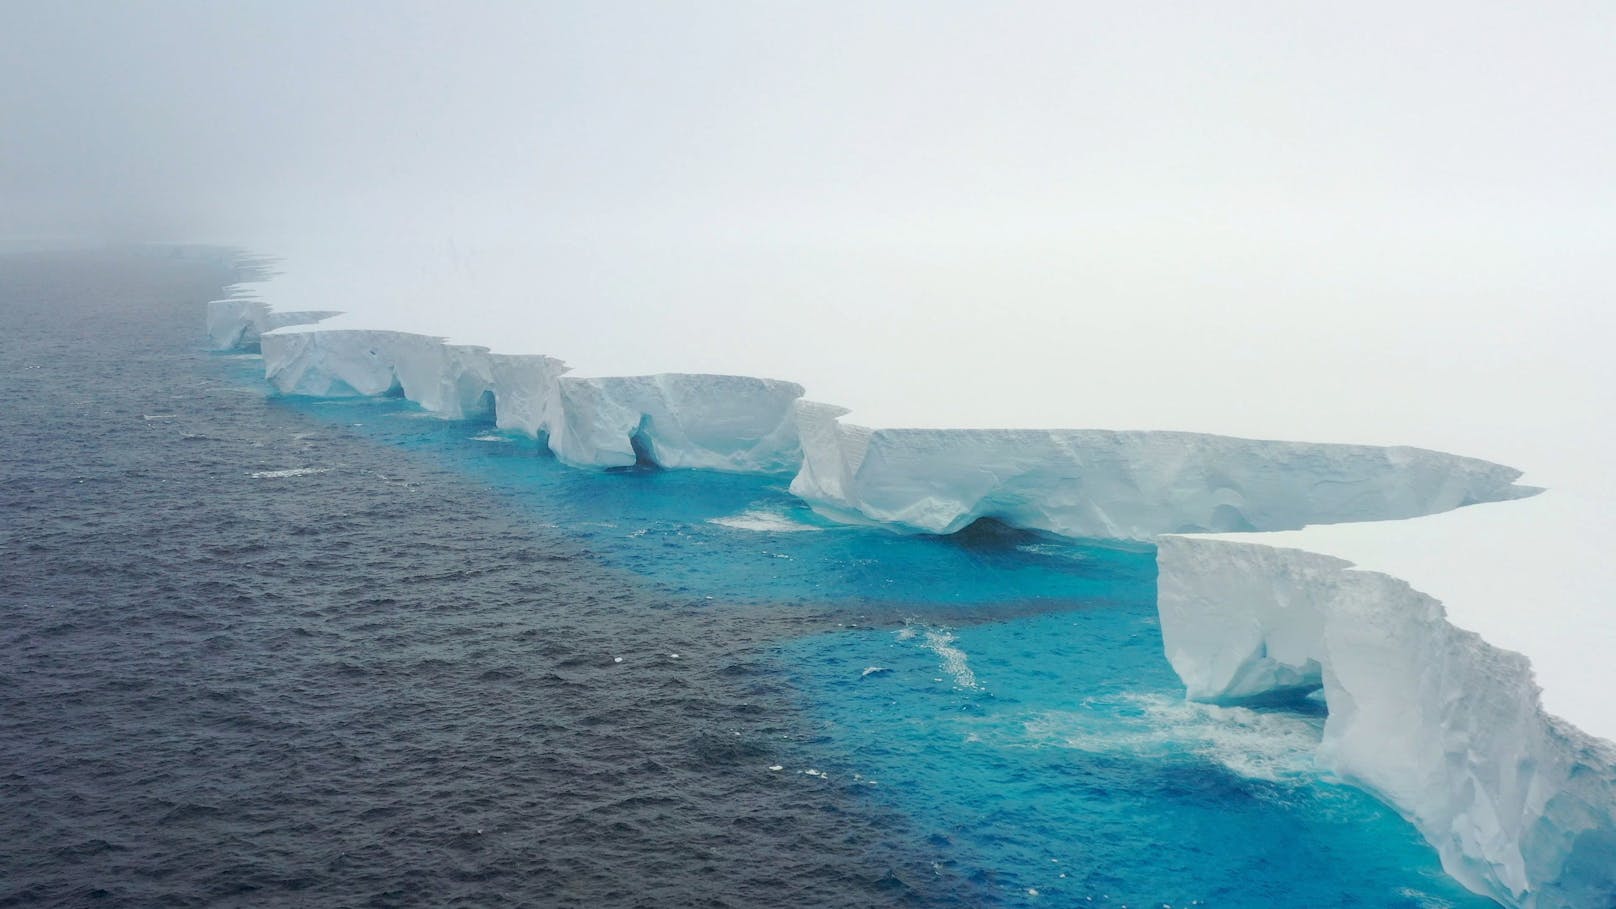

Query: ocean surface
[0,250,1496,907]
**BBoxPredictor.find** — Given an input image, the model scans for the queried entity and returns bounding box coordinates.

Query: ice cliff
[789,401,1530,539]
[205,298,341,352]
[228,311,1530,527]
[247,322,802,473]
[1158,537,1616,908]
[210,297,1613,908]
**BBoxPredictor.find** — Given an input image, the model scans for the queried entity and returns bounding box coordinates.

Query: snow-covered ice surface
[211,241,1615,907]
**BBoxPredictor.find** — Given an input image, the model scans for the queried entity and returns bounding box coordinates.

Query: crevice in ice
[628,414,660,468]
[466,388,497,424]
[1208,502,1256,533]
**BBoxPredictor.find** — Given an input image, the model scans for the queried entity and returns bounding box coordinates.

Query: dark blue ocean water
[0,251,1494,907]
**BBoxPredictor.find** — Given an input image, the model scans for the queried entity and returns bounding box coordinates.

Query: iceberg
[1158,535,1616,909]
[211,279,1614,908]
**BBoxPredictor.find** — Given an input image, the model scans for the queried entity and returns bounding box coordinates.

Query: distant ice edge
[208,298,805,473]
[1158,537,1616,908]
[209,286,1613,908]
[206,297,341,353]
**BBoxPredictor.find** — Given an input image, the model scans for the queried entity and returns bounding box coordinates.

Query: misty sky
[6,2,1611,245]
[4,1,1614,474]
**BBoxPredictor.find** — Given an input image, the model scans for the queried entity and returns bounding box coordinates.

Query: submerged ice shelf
[209,274,1615,908]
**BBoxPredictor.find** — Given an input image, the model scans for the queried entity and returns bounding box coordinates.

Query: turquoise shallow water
[255,382,1494,908]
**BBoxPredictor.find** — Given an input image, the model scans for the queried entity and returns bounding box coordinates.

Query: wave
[917,627,979,691]
[1023,693,1325,784]
[708,508,820,533]
[249,467,331,479]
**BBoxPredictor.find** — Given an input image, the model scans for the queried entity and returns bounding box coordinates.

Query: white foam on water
[708,508,820,533]
[1397,888,1458,909]
[922,628,979,691]
[1023,694,1325,784]
[249,467,332,479]
[1014,542,1089,561]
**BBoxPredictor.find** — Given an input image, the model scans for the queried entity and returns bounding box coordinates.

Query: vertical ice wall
[252,325,804,473]
[1158,536,1616,909]
[205,298,340,351]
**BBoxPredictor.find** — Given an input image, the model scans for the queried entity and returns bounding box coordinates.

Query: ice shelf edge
[207,262,1612,908]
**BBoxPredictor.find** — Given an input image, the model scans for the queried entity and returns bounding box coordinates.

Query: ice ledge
[1158,536,1616,908]
[789,399,1535,540]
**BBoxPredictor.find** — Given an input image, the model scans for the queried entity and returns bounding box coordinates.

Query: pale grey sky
[6,1,1613,472]
[5,1,1612,247]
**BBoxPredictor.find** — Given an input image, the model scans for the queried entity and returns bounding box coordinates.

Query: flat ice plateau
[212,246,1615,908]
